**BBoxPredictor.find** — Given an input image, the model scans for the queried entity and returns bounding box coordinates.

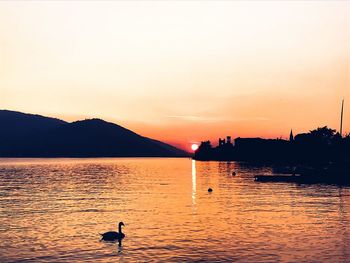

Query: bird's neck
[119,225,122,233]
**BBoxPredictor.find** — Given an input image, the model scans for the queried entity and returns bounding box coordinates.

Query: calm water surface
[0,158,349,262]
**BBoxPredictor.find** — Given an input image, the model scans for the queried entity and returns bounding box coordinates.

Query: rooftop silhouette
[194,126,350,164]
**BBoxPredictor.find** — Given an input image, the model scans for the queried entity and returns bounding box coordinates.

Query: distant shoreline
[194,127,350,164]
[0,156,189,159]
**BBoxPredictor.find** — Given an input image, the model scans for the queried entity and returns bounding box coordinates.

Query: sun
[191,143,199,151]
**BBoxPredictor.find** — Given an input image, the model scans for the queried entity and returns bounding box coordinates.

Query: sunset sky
[0,1,349,150]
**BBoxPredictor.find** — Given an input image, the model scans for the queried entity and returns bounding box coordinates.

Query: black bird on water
[208,188,213,192]
[101,222,125,242]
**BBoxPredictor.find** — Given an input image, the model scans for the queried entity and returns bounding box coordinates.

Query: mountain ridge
[0,110,188,157]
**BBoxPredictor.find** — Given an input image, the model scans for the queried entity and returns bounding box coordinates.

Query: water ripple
[0,158,349,262]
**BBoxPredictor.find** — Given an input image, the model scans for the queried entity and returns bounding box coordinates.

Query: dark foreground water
[0,158,349,262]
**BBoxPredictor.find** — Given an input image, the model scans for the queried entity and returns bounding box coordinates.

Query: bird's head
[119,222,125,227]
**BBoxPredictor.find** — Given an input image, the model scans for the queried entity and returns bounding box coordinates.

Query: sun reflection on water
[191,160,196,207]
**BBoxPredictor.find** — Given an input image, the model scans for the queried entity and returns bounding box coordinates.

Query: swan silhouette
[101,222,125,242]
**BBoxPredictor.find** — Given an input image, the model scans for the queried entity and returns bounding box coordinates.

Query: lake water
[0,158,349,262]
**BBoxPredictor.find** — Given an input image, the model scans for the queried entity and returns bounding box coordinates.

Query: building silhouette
[194,127,350,163]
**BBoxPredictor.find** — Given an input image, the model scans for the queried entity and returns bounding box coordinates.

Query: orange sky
[0,1,349,151]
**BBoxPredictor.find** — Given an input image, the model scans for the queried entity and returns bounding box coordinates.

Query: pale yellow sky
[0,1,349,150]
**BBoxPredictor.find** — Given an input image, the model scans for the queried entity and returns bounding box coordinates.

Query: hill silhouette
[0,110,67,139]
[0,110,188,157]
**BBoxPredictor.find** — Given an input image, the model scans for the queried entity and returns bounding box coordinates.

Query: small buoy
[232,171,236,176]
[208,188,213,192]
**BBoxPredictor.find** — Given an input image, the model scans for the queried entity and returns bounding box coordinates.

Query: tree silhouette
[309,126,336,142]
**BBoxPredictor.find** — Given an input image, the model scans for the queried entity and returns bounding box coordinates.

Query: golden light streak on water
[191,160,196,207]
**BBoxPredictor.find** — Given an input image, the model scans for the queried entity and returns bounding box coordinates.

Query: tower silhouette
[289,129,294,142]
